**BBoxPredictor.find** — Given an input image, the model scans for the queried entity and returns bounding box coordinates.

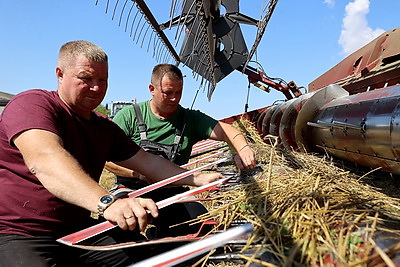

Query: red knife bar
[130,223,253,267]
[182,148,228,168]
[58,150,231,245]
[67,220,218,251]
[125,155,230,199]
[57,176,233,246]
[190,140,223,155]
[191,139,220,149]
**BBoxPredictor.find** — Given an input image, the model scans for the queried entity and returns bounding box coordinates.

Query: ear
[56,66,63,81]
[149,83,155,96]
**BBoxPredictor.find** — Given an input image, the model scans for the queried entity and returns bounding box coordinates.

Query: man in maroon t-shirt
[0,40,221,266]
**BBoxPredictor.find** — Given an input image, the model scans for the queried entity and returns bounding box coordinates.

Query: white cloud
[323,0,335,8]
[338,0,385,55]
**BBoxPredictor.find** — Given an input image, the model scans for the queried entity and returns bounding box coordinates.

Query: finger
[242,156,252,169]
[139,198,159,219]
[234,154,244,170]
[205,173,220,183]
[250,158,256,169]
[124,213,134,219]
[129,198,158,232]
[116,214,132,230]
[240,150,256,169]
[130,205,148,232]
[125,215,138,231]
[247,154,256,169]
[213,173,223,180]
[246,159,256,170]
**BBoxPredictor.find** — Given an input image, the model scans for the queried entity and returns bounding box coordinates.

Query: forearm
[14,130,108,213]
[29,149,106,212]
[117,149,221,186]
[105,161,137,178]
[14,129,160,232]
[211,122,249,153]
[118,150,186,183]
[210,122,255,170]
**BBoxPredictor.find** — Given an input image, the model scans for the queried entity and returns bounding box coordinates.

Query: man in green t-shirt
[106,64,255,176]
[105,64,255,237]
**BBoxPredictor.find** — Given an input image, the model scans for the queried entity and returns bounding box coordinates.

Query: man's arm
[115,149,222,187]
[13,129,158,232]
[104,161,152,184]
[105,161,137,178]
[209,121,256,170]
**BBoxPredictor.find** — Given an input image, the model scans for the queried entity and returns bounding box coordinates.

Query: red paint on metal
[220,106,269,125]
[58,169,231,245]
[237,65,302,100]
[309,27,400,95]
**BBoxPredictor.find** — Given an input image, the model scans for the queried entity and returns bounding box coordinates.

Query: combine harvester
[223,26,400,177]
[96,0,400,176]
[87,0,400,265]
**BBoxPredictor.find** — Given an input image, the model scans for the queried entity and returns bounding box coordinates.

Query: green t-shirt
[113,100,218,165]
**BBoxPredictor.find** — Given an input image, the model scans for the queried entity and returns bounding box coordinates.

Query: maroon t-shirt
[0,89,140,237]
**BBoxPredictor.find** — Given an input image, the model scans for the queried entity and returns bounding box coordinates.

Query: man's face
[56,56,108,118]
[150,76,183,117]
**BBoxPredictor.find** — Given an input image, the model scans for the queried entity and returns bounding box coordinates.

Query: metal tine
[105,0,110,14]
[152,29,158,58]
[132,12,144,42]
[138,1,180,64]
[172,8,185,45]
[129,9,140,37]
[243,0,279,70]
[174,14,190,47]
[181,16,205,70]
[207,82,215,99]
[111,0,120,20]
[169,0,178,28]
[160,43,169,63]
[152,37,159,60]
[177,0,198,51]
[173,0,190,44]
[140,24,151,48]
[190,23,214,85]
[95,0,178,65]
[162,46,171,63]
[192,47,211,84]
[164,46,172,63]
[124,3,135,32]
[136,17,148,45]
[156,39,164,62]
[156,44,164,62]
[118,0,129,26]
[161,47,167,63]
[134,9,164,62]
[153,37,162,61]
[147,31,154,52]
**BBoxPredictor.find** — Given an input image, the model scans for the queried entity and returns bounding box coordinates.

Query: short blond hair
[58,40,108,70]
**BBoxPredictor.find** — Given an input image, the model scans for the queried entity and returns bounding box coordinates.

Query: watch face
[100,195,114,204]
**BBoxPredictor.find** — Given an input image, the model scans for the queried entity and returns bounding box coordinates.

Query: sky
[0,0,399,119]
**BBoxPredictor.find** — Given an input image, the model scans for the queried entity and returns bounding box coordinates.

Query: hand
[234,145,256,170]
[103,197,159,232]
[191,172,223,186]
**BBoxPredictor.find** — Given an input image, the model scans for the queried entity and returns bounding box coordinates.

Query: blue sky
[0,0,399,119]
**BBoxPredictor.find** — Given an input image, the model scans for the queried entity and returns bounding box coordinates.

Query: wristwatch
[97,194,116,216]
